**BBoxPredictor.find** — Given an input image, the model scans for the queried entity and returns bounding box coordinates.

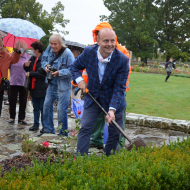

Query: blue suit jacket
[71,45,129,113]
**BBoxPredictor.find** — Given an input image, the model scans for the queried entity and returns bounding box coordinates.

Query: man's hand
[106,110,115,124]
[24,61,31,67]
[52,71,59,77]
[168,65,170,67]
[45,65,50,73]
[78,80,87,93]
[26,72,30,78]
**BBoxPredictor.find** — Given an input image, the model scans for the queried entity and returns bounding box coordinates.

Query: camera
[38,65,57,82]
[46,65,57,82]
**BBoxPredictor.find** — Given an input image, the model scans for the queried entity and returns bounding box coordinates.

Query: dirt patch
[0,152,71,177]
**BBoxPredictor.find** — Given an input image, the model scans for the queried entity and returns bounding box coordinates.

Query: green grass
[127,73,190,120]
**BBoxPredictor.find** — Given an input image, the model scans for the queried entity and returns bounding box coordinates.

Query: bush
[1,136,190,189]
[173,74,190,78]
[139,62,146,67]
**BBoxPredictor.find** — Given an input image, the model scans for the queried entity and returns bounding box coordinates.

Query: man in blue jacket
[71,28,129,156]
[40,34,75,136]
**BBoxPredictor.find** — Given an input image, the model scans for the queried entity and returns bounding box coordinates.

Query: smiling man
[39,34,75,136]
[71,28,129,156]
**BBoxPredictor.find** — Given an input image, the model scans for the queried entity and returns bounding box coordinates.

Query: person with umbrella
[8,39,31,124]
[0,38,21,116]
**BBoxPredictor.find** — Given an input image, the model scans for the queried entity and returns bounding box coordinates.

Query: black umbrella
[64,40,86,53]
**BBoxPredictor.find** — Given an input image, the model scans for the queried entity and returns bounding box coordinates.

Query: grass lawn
[126,73,190,120]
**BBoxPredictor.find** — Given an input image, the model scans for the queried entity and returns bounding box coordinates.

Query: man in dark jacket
[165,58,176,82]
[24,41,48,131]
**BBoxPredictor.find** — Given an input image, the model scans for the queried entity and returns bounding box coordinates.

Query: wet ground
[0,99,187,160]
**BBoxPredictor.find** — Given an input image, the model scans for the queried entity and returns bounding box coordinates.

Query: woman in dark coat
[24,41,48,131]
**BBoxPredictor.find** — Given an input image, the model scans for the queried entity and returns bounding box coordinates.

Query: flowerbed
[131,65,190,76]
[1,135,190,189]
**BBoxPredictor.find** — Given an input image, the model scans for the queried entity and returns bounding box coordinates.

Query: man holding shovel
[71,28,129,156]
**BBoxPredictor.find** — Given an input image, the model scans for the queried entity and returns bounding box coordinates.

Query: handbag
[1,78,10,90]
[0,69,10,91]
[24,77,30,90]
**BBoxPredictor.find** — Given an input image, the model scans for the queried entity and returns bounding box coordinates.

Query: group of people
[0,22,131,156]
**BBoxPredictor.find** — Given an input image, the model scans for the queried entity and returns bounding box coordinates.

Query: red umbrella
[3,32,38,48]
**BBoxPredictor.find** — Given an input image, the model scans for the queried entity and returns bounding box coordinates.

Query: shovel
[71,81,147,151]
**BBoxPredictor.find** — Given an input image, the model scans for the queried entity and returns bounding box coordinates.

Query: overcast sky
[37,0,111,45]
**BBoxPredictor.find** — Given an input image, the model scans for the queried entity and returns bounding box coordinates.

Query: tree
[101,0,159,64]
[155,0,190,62]
[0,0,69,36]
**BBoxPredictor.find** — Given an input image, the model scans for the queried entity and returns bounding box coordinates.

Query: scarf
[97,47,113,63]
[31,58,38,89]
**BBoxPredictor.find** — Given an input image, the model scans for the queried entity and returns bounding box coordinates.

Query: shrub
[1,136,190,189]
[139,62,145,67]
[173,74,190,78]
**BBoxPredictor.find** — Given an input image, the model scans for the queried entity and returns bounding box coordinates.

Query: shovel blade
[126,136,147,151]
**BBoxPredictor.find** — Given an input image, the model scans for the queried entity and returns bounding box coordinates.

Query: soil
[0,151,69,177]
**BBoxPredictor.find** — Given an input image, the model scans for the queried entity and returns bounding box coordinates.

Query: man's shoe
[8,119,15,124]
[40,128,46,134]
[29,125,39,131]
[89,143,103,149]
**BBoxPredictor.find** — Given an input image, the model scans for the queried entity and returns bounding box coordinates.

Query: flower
[73,158,76,161]
[42,142,49,148]
[77,111,81,115]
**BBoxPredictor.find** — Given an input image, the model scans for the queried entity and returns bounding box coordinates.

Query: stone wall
[125,113,190,133]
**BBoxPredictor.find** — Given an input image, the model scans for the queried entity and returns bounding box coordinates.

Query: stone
[152,118,162,129]
[89,148,100,153]
[125,116,139,125]
[48,143,57,149]
[7,134,15,141]
[170,120,189,132]
[29,137,42,142]
[41,134,58,137]
[0,155,8,161]
[138,117,145,126]
[9,152,23,158]
[7,144,22,151]
[48,139,63,144]
[186,123,190,133]
[144,117,155,128]
[162,119,172,129]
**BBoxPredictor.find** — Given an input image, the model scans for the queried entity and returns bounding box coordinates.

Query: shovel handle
[71,81,132,143]
[71,81,78,88]
[71,81,89,93]
[86,91,132,143]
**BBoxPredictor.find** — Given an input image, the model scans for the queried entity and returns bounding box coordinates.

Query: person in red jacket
[82,22,131,149]
[0,38,21,116]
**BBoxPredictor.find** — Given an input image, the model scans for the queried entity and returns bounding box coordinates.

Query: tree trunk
[141,57,148,65]
[166,55,170,62]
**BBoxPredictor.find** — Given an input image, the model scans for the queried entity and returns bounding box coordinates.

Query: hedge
[1,135,190,190]
[173,74,190,78]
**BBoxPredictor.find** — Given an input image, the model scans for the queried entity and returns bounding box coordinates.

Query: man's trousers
[77,101,124,156]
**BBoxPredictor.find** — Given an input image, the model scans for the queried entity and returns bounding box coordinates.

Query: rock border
[125,113,190,133]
